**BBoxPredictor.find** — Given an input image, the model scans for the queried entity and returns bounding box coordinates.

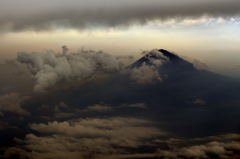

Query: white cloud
[17,49,126,92]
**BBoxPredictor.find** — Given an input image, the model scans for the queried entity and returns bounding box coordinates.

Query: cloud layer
[3,118,240,159]
[0,0,240,31]
[3,117,165,159]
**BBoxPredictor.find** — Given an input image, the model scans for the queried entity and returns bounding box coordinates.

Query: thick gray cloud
[0,61,34,94]
[0,0,240,31]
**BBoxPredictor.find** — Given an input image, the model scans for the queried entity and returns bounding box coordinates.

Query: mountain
[130,49,194,69]
[127,49,240,136]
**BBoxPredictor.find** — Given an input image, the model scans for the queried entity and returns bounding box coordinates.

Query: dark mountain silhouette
[131,49,194,69]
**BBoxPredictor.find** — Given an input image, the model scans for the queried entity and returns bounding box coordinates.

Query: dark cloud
[192,98,206,105]
[0,0,240,31]
[121,103,148,109]
[0,93,30,116]
[79,104,113,113]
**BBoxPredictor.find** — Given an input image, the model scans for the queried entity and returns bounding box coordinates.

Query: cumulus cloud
[3,124,240,159]
[0,0,240,32]
[155,140,240,159]
[130,64,162,84]
[0,93,30,116]
[1,117,165,159]
[0,60,34,94]
[29,117,164,140]
[17,48,168,91]
[17,49,126,92]
[103,134,240,159]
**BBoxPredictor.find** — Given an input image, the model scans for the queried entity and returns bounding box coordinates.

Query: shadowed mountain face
[131,49,194,69]
[128,49,240,136]
[113,49,240,136]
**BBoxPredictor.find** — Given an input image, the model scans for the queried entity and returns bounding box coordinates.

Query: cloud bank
[0,0,240,31]
[3,119,240,159]
[17,49,124,92]
[3,117,165,159]
[17,49,167,92]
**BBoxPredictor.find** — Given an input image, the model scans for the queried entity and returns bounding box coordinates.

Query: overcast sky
[0,0,240,31]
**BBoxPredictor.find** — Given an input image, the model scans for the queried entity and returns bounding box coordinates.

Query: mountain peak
[158,49,180,61]
[130,49,194,70]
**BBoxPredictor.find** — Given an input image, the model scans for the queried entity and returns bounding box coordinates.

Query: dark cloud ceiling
[0,0,240,31]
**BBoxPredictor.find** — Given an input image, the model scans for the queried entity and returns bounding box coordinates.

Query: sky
[0,0,240,77]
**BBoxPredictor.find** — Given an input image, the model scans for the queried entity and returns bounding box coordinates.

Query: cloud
[0,93,30,116]
[3,125,240,159]
[155,140,240,159]
[0,61,34,94]
[0,0,240,32]
[80,104,113,113]
[0,121,16,130]
[130,64,162,84]
[29,117,164,140]
[123,103,147,109]
[107,140,240,159]
[17,49,126,92]
[129,50,168,84]
[17,48,167,92]
[1,117,165,159]
[193,99,206,105]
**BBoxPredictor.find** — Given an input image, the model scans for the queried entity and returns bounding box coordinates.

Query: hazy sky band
[1,0,240,31]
